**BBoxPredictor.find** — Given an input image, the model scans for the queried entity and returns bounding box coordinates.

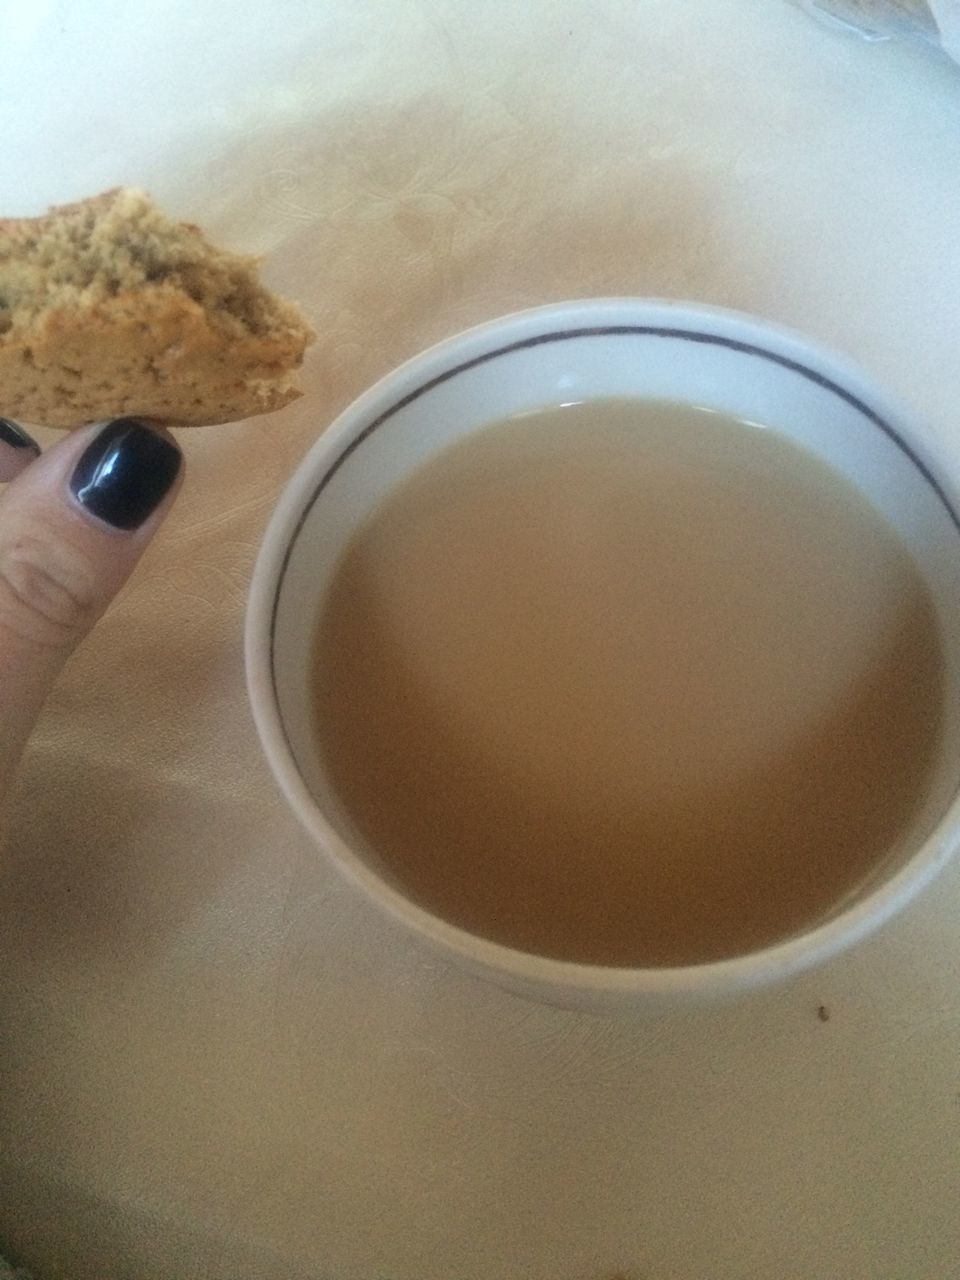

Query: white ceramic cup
[246,299,960,1009]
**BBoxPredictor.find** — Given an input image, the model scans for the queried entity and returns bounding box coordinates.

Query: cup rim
[246,297,960,1002]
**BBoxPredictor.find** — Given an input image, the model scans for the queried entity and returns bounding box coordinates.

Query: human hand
[0,418,182,809]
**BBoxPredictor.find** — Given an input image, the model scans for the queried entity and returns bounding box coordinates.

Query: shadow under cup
[249,302,960,1006]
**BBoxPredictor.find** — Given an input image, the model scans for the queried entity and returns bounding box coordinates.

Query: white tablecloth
[2,3,959,1276]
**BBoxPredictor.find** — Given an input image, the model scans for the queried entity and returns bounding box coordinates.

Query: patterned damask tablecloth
[1,2,959,1277]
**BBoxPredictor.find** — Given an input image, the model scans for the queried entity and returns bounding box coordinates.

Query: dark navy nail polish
[0,417,40,454]
[70,419,181,531]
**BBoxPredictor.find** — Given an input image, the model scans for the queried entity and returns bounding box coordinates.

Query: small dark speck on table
[817,1004,831,1022]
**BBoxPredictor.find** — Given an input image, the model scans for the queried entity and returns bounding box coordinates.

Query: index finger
[0,419,41,483]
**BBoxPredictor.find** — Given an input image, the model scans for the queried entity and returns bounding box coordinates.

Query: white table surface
[1,2,960,1277]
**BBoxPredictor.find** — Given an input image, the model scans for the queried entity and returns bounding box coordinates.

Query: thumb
[0,418,182,797]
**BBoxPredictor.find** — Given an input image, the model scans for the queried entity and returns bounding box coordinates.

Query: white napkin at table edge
[930,0,960,58]
[796,0,960,61]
